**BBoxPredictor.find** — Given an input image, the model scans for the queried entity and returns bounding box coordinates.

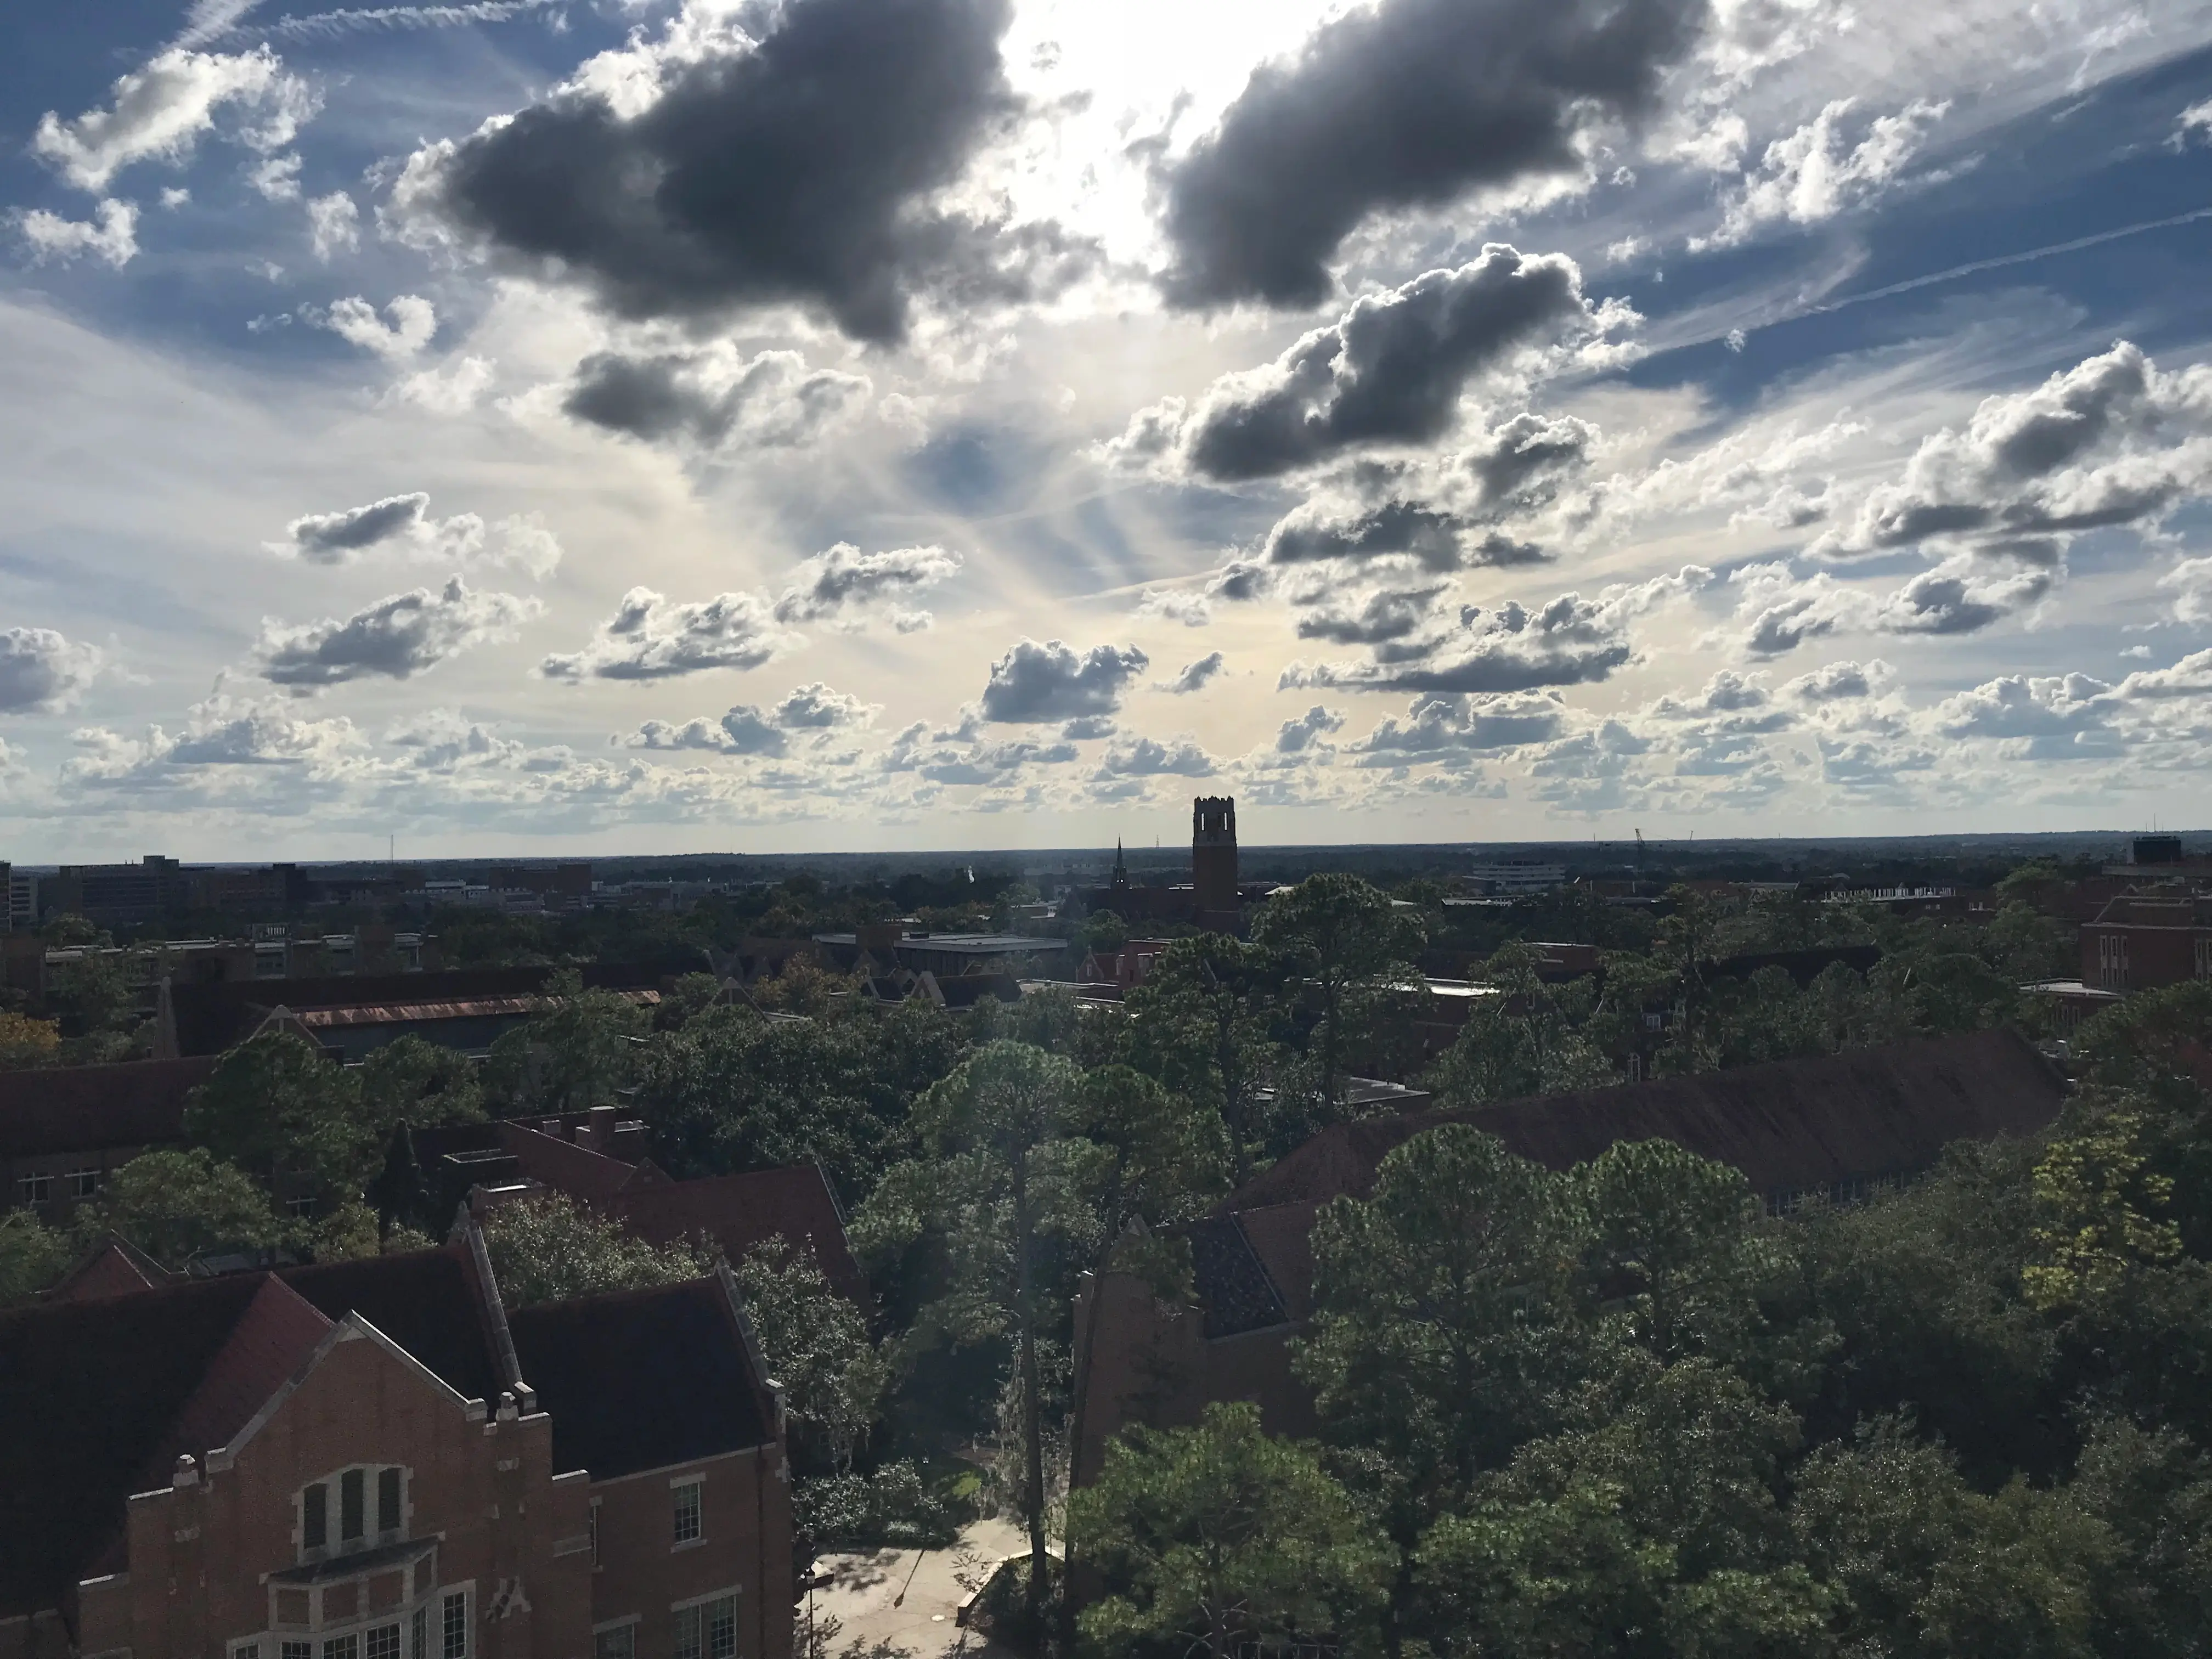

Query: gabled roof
[282,1245,506,1406]
[495,1119,634,1204]
[0,1272,264,1616]
[146,1276,333,1483]
[610,1162,867,1304]
[509,1276,773,1480]
[45,1232,177,1302]
[0,1056,216,1159]
[1227,1028,2065,1213]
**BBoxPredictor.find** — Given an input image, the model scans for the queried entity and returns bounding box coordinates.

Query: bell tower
[1191,795,1239,927]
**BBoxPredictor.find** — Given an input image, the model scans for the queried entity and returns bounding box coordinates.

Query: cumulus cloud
[389,0,1087,343]
[1157,0,1706,308]
[1282,566,1711,693]
[1296,584,1453,647]
[318,296,437,360]
[542,588,802,682]
[15,199,140,268]
[1781,658,1891,703]
[1731,557,2052,656]
[31,46,314,191]
[2162,556,2212,625]
[258,578,538,689]
[1698,98,1949,247]
[1160,651,1226,695]
[1350,691,1564,757]
[1115,248,1619,482]
[1095,735,1217,777]
[0,628,105,713]
[773,682,878,729]
[272,493,562,578]
[771,543,960,629]
[1135,588,1214,627]
[1273,704,1346,754]
[67,698,364,793]
[1818,342,2212,559]
[979,639,1149,724]
[2179,99,2212,147]
[621,682,877,756]
[307,191,359,259]
[563,348,870,449]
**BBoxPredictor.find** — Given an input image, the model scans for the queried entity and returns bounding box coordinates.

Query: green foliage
[479,1193,714,1307]
[183,1031,373,1202]
[1078,910,1128,953]
[359,1035,484,1138]
[0,1009,60,1069]
[1253,872,1424,1105]
[635,998,969,1202]
[2024,1109,2183,1311]
[0,1209,72,1306]
[794,1460,958,1551]
[80,1148,283,1267]
[483,969,648,1112]
[1426,941,1612,1107]
[1069,1402,1392,1659]
[1118,933,1279,1187]
[733,1237,889,1471]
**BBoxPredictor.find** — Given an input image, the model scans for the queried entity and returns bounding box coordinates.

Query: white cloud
[2162,555,2212,626]
[388,355,494,414]
[318,295,437,360]
[258,577,539,689]
[543,588,803,682]
[771,544,961,629]
[249,151,302,200]
[1135,587,1213,627]
[269,493,561,578]
[16,200,139,268]
[0,629,104,713]
[1159,651,1226,695]
[32,47,314,192]
[307,191,359,259]
[1698,98,1950,248]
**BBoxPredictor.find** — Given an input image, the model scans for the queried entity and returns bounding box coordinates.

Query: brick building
[0,1227,793,1659]
[1,1057,215,1225]
[1070,1029,2067,1491]
[2080,893,2212,992]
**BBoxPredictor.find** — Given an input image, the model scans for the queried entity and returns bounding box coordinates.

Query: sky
[2,0,2212,861]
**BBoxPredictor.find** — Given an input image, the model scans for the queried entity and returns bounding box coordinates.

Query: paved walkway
[806,1519,1033,1659]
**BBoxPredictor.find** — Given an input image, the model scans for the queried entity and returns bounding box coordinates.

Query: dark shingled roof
[0,1273,264,1616]
[283,1247,505,1405]
[612,1163,868,1305]
[1227,1029,2065,1214]
[1180,1215,1291,1340]
[509,1278,772,1480]
[0,1056,216,1159]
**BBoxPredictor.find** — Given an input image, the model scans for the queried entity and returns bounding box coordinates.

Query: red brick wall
[586,1448,792,1659]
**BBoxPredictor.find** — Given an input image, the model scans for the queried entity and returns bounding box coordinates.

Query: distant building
[2080,893,2212,992]
[1463,861,1566,895]
[42,856,190,929]
[1,1057,217,1226]
[810,930,1067,979]
[1070,1029,2067,1502]
[1080,795,1260,934]
[0,1226,794,1659]
[1,864,35,933]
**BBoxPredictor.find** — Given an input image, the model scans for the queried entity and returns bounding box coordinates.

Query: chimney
[581,1103,617,1153]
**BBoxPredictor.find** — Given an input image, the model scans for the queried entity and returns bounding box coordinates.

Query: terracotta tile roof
[0,1056,216,1159]
[45,1233,177,1303]
[509,1277,774,1480]
[1227,1029,2065,1214]
[145,1276,332,1482]
[294,991,658,1028]
[611,1163,867,1303]
[495,1120,635,1205]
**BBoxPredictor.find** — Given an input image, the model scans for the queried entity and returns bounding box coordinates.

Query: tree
[479,1193,713,1307]
[732,1237,889,1473]
[0,1210,71,1306]
[1254,873,1423,1107]
[1070,1402,1391,1659]
[850,1041,1093,1629]
[183,1031,373,1204]
[1426,942,1611,1108]
[1121,935,1280,1189]
[0,1011,60,1069]
[2022,1107,2182,1312]
[359,1036,484,1140]
[82,1148,283,1267]
[484,969,648,1111]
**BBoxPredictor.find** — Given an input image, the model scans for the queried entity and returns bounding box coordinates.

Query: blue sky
[2,0,2211,859]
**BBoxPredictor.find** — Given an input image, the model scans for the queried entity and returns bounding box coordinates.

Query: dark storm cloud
[1159,0,1708,309]
[563,349,868,448]
[978,639,1149,723]
[407,0,1078,343]
[1182,248,1594,481]
[285,492,430,561]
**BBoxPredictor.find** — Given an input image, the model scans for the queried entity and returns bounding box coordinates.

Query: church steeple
[1111,837,1129,889]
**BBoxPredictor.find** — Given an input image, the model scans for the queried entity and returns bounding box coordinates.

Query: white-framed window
[324,1635,360,1659]
[297,1465,408,1562]
[234,1642,262,1659]
[673,1598,737,1659]
[590,1500,602,1568]
[410,1609,428,1659]
[366,1625,401,1659]
[442,1590,470,1659]
[283,1642,313,1659]
[672,1479,703,1547]
[68,1169,100,1200]
[288,1195,319,1218]
[594,1624,636,1659]
[18,1172,50,1204]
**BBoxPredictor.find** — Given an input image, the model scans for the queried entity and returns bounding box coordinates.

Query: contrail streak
[1788,203,2212,324]
[246,0,555,42]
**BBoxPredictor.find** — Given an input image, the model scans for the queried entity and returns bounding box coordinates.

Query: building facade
[2080,893,2212,992]
[0,1234,793,1659]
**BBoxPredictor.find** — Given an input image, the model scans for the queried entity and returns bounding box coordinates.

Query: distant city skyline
[4,0,2212,859]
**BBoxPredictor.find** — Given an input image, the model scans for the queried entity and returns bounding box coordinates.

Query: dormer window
[298,1465,409,1561]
